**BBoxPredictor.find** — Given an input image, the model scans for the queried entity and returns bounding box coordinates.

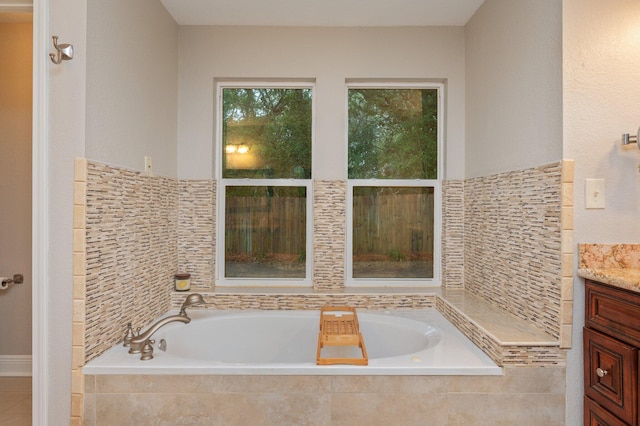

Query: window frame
[215,81,315,287]
[345,81,443,287]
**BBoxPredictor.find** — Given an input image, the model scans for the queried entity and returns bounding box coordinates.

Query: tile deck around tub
[440,289,557,346]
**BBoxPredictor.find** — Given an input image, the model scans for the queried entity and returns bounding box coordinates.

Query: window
[217,83,313,286]
[346,83,442,286]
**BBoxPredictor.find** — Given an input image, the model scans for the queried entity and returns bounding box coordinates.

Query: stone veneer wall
[463,162,564,339]
[83,161,179,362]
[442,180,465,288]
[73,158,573,424]
[313,181,346,290]
[72,159,179,424]
[435,297,565,366]
[76,160,573,360]
[170,292,435,310]
[177,180,215,290]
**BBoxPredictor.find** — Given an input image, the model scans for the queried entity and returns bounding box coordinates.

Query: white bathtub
[83,309,501,376]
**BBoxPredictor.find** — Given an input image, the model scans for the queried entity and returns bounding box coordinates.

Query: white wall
[564,1,640,424]
[465,0,562,178]
[177,26,466,180]
[0,21,32,358]
[86,0,178,177]
[47,0,87,421]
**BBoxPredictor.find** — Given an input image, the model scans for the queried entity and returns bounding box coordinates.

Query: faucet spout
[127,293,206,355]
[128,315,190,354]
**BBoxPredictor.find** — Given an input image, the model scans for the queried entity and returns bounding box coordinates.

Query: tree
[348,88,438,180]
[222,88,312,180]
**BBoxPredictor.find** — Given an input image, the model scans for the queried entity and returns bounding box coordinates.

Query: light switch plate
[585,179,605,209]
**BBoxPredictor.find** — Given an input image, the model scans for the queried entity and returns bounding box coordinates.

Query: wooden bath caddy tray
[316,306,368,365]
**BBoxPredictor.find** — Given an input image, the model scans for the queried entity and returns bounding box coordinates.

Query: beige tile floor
[0,377,31,426]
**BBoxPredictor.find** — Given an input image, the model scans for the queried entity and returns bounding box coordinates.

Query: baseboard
[0,355,32,376]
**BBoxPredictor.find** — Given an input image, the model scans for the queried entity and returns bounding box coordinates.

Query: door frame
[32,0,48,423]
[0,1,48,423]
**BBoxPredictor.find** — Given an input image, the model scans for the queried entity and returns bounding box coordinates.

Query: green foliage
[226,185,306,198]
[348,88,438,180]
[222,88,312,179]
[388,249,406,262]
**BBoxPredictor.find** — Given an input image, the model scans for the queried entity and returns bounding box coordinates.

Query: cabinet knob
[596,367,608,378]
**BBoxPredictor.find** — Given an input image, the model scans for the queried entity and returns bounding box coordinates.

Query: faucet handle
[122,322,135,347]
[140,339,155,361]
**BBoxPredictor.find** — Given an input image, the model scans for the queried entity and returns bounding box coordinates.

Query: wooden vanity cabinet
[584,279,640,425]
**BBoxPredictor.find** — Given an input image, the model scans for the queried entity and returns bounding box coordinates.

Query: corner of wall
[560,159,575,348]
[463,161,565,339]
[71,157,87,425]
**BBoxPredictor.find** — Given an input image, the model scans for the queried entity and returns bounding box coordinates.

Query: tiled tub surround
[71,159,179,424]
[177,161,572,305]
[73,159,572,424]
[177,180,215,291]
[464,162,564,340]
[82,161,179,363]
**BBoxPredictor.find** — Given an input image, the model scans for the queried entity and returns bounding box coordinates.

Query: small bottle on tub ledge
[174,273,191,291]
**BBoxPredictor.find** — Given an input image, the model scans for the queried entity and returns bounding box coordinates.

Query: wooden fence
[352,190,434,257]
[225,196,306,258]
[225,191,434,258]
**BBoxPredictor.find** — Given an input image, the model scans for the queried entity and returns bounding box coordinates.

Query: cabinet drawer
[586,280,640,346]
[584,327,638,425]
[584,396,629,426]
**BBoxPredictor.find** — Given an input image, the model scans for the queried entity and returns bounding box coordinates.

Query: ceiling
[160,0,486,27]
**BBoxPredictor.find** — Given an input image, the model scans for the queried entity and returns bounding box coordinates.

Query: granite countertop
[578,267,640,293]
[578,244,640,293]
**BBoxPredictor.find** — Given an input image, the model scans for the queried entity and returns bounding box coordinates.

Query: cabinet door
[584,396,629,426]
[584,327,638,425]
[586,280,640,346]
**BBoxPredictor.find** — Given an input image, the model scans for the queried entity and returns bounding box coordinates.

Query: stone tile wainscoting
[71,159,179,424]
[465,163,559,338]
[177,180,215,291]
[73,158,573,425]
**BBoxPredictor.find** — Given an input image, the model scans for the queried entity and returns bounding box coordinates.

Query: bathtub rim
[83,308,502,376]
